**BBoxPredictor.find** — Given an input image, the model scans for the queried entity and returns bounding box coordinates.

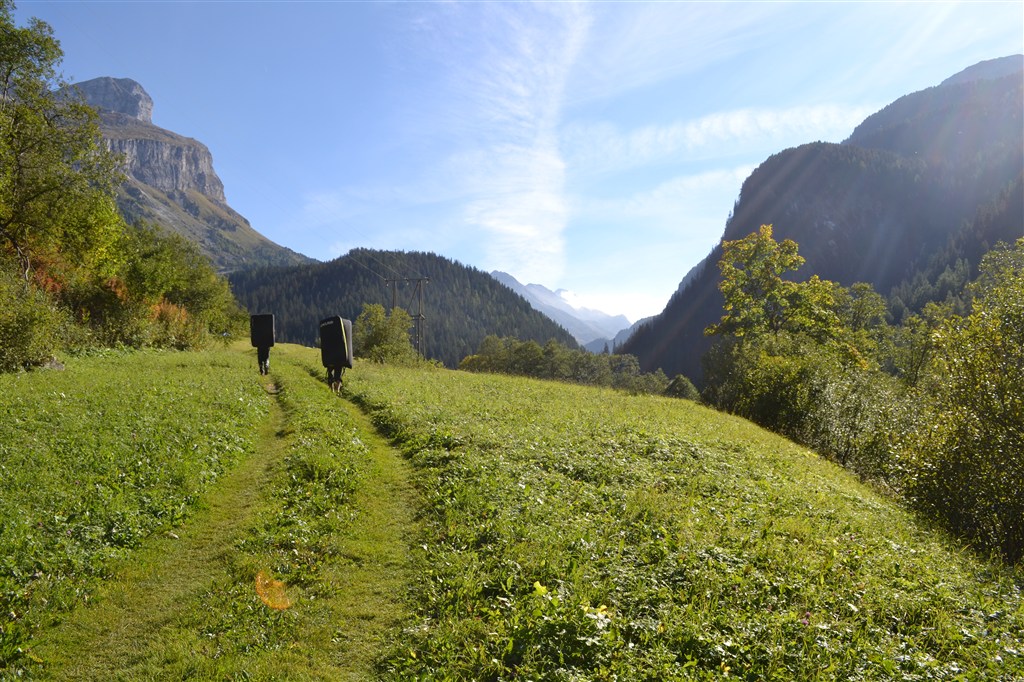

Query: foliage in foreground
[0,349,267,670]
[346,364,1023,680]
[0,3,246,372]
[903,239,1024,562]
[702,230,1024,562]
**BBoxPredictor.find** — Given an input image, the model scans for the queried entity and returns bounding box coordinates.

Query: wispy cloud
[578,167,753,227]
[561,104,877,176]
[411,2,591,283]
[568,2,805,105]
[309,2,593,278]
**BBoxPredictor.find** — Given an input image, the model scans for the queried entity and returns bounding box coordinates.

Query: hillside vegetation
[0,3,247,370]
[1,347,1021,680]
[228,248,580,368]
[347,363,1023,680]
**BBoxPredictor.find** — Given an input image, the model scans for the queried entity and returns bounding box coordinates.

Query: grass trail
[25,346,420,680]
[31,380,288,678]
[313,386,421,679]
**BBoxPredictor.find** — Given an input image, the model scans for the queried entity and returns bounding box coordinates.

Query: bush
[702,333,912,482]
[664,374,700,401]
[801,364,915,480]
[702,335,817,437]
[902,239,1024,561]
[0,268,68,371]
[354,304,419,365]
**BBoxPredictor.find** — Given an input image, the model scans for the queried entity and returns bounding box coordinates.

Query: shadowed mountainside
[622,56,1023,384]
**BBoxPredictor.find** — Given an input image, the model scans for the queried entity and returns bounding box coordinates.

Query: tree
[354,303,417,364]
[664,374,700,401]
[907,238,1024,561]
[706,224,840,341]
[0,0,124,281]
[834,282,888,333]
[879,301,949,388]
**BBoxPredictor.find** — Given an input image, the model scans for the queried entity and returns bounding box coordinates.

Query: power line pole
[411,277,428,356]
[384,276,429,356]
[385,277,399,312]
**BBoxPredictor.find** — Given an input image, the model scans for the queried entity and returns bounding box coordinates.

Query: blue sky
[16,1,1024,322]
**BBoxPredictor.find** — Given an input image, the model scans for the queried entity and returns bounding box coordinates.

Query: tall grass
[3,349,1021,680]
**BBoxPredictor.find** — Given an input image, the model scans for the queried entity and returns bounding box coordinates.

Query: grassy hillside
[1,347,1021,679]
[347,365,1023,680]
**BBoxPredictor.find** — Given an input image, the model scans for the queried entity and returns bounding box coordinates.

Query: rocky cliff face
[102,121,227,202]
[70,77,153,123]
[66,77,308,271]
[72,77,225,202]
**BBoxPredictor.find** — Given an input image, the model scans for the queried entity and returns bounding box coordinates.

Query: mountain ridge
[65,76,311,272]
[621,55,1024,384]
[229,249,580,368]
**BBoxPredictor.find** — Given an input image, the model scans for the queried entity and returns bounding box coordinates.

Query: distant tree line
[460,335,693,397]
[0,2,245,372]
[701,224,1023,563]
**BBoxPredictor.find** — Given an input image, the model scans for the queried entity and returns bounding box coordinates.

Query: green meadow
[1,344,1021,680]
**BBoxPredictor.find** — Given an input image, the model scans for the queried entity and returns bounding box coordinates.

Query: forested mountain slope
[622,56,1023,383]
[229,249,578,367]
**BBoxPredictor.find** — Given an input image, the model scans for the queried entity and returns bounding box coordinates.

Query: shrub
[354,303,419,365]
[902,239,1024,561]
[0,268,68,371]
[664,374,700,401]
[703,333,912,482]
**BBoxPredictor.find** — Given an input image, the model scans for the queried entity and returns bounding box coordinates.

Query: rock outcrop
[101,117,227,202]
[64,77,309,271]
[69,76,153,123]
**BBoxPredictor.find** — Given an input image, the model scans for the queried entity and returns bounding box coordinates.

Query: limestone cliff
[66,77,309,271]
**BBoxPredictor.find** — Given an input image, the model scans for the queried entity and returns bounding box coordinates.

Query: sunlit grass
[346,363,1023,680]
[4,347,1021,680]
[0,348,268,672]
[2,345,418,680]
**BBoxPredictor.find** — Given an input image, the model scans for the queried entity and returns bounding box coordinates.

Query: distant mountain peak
[492,271,631,346]
[69,76,153,123]
[59,76,310,271]
[623,56,1023,384]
